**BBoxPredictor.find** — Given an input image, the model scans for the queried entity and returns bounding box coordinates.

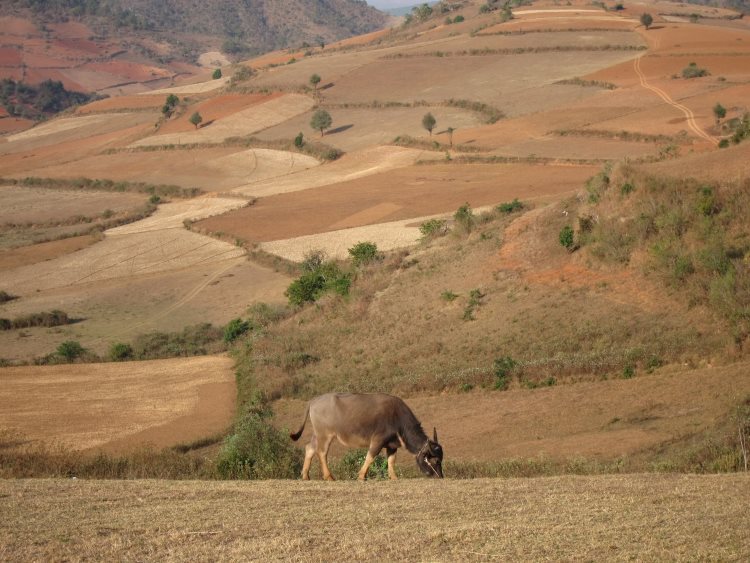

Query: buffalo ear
[433,427,438,443]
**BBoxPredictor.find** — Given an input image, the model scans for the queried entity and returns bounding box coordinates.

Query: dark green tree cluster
[0,79,91,119]
[161,93,179,117]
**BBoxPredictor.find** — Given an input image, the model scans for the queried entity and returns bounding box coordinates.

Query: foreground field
[1,475,747,560]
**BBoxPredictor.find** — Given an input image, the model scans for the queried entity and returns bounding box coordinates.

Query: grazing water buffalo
[290,392,444,480]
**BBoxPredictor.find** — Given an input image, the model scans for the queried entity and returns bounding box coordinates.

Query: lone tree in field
[212,68,222,79]
[189,111,203,129]
[310,109,332,136]
[713,102,727,125]
[640,13,653,30]
[422,112,436,137]
[446,126,456,147]
[310,73,321,91]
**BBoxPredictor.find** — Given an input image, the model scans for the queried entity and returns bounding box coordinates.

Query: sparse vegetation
[0,78,93,120]
[497,198,524,214]
[0,310,72,331]
[420,218,449,238]
[682,62,710,79]
[453,202,475,234]
[713,102,726,125]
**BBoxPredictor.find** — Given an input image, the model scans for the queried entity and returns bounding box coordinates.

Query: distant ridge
[3,0,390,56]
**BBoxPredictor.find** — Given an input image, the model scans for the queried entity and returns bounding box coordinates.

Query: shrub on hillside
[493,356,518,390]
[131,323,225,359]
[348,242,381,267]
[216,408,302,479]
[109,342,133,362]
[420,218,449,238]
[0,310,72,331]
[454,203,475,234]
[497,198,524,214]
[559,225,576,251]
[224,318,251,343]
[56,341,85,362]
[286,261,351,306]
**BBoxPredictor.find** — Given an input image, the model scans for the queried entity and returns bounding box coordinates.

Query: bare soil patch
[0,234,99,270]
[0,356,235,451]
[196,163,596,243]
[0,476,747,560]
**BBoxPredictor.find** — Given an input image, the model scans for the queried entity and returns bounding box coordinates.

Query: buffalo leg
[386,447,398,480]
[302,435,317,480]
[319,434,336,481]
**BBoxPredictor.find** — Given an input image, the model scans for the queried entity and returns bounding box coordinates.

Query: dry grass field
[1,475,748,561]
[0,356,235,451]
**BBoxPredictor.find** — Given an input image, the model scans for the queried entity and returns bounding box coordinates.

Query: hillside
[3,0,389,57]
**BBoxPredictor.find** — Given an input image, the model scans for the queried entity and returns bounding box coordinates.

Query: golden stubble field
[1,475,748,561]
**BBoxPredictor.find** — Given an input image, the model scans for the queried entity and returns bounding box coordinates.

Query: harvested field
[257,105,483,152]
[5,114,115,143]
[0,476,747,560]
[0,356,235,451]
[129,94,315,147]
[1,197,248,294]
[27,147,318,191]
[75,94,166,114]
[0,184,146,226]
[143,77,230,95]
[230,146,434,198]
[322,51,645,117]
[197,163,597,244]
[275,362,750,462]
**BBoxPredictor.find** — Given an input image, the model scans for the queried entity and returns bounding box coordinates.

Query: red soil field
[82,61,172,82]
[0,47,22,66]
[0,16,39,36]
[196,163,596,243]
[0,235,99,271]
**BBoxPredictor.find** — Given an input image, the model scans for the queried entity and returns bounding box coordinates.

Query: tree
[162,94,179,117]
[212,68,222,79]
[310,73,321,91]
[310,109,332,136]
[640,13,653,30]
[294,132,304,148]
[57,340,84,362]
[189,111,203,129]
[446,126,455,147]
[422,112,436,137]
[713,103,726,125]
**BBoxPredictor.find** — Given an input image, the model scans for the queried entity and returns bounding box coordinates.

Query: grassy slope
[1,475,748,560]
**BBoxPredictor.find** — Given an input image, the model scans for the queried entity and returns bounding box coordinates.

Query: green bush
[216,410,303,479]
[212,68,222,79]
[286,262,351,306]
[57,341,84,362]
[420,218,448,238]
[559,225,576,250]
[348,242,380,267]
[497,198,524,214]
[132,323,225,359]
[454,203,475,233]
[294,132,304,148]
[109,343,133,362]
[224,318,251,343]
[493,356,518,390]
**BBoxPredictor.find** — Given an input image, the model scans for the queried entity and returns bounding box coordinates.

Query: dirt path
[633,33,718,145]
